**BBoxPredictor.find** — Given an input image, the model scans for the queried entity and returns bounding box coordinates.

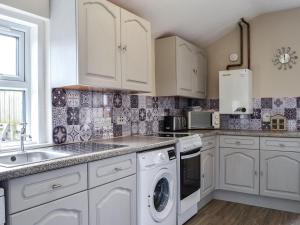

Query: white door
[78,0,122,88]
[260,150,300,201]
[220,148,259,195]
[201,148,215,198]
[89,175,136,225]
[121,9,151,92]
[148,169,176,223]
[176,38,194,96]
[193,50,207,98]
[10,192,88,225]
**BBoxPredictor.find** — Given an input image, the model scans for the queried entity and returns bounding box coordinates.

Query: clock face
[272,47,298,70]
[279,53,290,64]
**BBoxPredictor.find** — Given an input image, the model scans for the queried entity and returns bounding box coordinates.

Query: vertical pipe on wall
[226,22,244,70]
[241,18,251,69]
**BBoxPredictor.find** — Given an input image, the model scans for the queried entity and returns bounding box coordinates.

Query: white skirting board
[213,190,300,214]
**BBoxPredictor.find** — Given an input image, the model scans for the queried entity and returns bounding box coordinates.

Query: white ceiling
[110,0,300,46]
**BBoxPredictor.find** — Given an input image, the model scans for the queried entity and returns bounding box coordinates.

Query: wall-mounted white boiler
[219,69,253,114]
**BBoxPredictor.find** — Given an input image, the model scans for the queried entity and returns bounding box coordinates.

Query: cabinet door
[121,9,151,92]
[193,50,207,98]
[89,175,136,225]
[10,192,88,225]
[176,38,194,96]
[78,0,122,88]
[220,148,259,195]
[201,148,215,198]
[260,150,300,201]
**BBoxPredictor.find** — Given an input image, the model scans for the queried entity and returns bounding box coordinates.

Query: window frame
[0,6,50,150]
[0,19,27,82]
[0,19,31,145]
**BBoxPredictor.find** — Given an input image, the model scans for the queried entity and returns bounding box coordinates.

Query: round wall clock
[272,47,298,70]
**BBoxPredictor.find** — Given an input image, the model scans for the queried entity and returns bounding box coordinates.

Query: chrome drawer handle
[52,184,62,190]
[279,143,285,147]
[114,167,123,172]
[235,141,241,145]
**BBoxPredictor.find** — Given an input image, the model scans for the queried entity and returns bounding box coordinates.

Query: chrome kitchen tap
[20,123,31,152]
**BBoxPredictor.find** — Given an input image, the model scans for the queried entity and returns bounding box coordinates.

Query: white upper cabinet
[155,36,207,99]
[176,38,194,95]
[78,0,121,88]
[193,50,207,98]
[121,9,152,92]
[51,0,152,92]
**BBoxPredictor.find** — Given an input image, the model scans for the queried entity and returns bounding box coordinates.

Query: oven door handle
[180,151,200,160]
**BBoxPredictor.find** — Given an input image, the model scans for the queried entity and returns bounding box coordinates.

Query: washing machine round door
[149,168,175,222]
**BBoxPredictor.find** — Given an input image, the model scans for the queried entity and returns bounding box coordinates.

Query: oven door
[180,148,201,200]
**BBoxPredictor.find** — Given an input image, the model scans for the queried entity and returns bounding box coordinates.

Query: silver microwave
[186,111,220,129]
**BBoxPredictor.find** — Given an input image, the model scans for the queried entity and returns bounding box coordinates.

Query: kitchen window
[0,8,50,149]
[0,24,25,81]
[0,20,29,145]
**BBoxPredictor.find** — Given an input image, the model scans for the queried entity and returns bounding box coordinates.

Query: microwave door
[190,112,213,129]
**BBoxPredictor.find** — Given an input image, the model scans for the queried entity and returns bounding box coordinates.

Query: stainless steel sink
[0,149,72,167]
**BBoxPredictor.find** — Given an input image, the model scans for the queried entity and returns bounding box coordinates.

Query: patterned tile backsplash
[52,88,300,144]
[52,89,200,144]
[219,97,300,131]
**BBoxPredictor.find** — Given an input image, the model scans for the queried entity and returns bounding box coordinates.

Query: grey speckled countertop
[1,130,300,181]
[0,136,176,181]
[187,129,300,138]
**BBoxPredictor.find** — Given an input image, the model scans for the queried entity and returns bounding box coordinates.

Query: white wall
[0,0,49,18]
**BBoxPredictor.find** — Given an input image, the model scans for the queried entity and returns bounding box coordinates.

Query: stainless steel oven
[180,148,201,200]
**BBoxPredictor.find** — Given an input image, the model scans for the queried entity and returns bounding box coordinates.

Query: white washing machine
[137,146,177,225]
[0,188,5,225]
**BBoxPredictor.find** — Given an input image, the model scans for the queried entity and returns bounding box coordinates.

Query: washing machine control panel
[168,150,176,160]
[138,147,176,168]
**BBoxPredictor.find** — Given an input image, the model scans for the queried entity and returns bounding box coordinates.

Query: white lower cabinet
[89,175,136,225]
[9,191,88,225]
[201,148,215,198]
[260,150,300,201]
[220,148,259,195]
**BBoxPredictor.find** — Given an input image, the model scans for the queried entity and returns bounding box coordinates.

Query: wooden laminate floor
[185,200,300,225]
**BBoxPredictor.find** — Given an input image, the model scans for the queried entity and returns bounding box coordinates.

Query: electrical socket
[116,116,126,125]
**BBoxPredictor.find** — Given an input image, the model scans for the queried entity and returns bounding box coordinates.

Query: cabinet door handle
[254,171,258,176]
[279,143,285,147]
[202,174,205,178]
[235,141,241,145]
[114,167,123,172]
[122,45,127,52]
[52,184,62,190]
[118,45,122,50]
